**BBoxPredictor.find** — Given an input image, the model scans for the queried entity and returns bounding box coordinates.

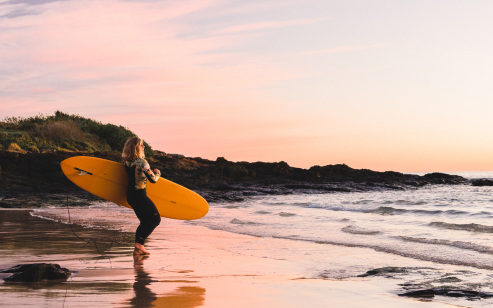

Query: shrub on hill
[7,142,25,153]
[35,121,85,141]
[1,111,154,156]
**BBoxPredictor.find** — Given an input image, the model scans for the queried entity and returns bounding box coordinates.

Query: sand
[0,210,464,308]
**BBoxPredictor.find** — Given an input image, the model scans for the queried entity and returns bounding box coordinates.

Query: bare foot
[134,243,150,255]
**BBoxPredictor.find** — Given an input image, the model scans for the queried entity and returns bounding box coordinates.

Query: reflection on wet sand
[0,210,134,307]
[0,210,132,260]
[1,210,207,308]
[131,255,156,307]
[152,286,206,308]
[132,256,205,308]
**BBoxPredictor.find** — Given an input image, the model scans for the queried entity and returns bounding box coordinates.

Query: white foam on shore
[27,184,493,307]
[1,209,468,308]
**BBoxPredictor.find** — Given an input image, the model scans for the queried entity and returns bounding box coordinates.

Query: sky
[0,0,492,172]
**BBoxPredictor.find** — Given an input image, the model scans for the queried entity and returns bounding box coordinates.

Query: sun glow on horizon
[1,0,492,173]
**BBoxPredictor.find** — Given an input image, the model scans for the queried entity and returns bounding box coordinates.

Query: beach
[0,208,480,308]
[1,0,491,306]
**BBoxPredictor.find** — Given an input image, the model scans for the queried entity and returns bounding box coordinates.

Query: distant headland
[0,111,469,207]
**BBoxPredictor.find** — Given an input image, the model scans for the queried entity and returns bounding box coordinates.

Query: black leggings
[127,189,161,245]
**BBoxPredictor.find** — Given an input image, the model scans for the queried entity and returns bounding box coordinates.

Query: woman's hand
[153,168,161,175]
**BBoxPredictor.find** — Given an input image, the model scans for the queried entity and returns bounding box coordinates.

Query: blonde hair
[122,137,144,161]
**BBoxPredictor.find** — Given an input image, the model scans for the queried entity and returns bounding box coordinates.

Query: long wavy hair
[122,137,144,162]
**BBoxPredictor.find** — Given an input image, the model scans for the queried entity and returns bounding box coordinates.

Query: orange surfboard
[61,156,208,220]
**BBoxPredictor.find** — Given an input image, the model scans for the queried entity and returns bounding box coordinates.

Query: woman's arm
[141,160,161,183]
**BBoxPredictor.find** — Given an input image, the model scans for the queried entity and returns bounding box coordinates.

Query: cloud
[213,18,322,35]
[3,0,487,172]
[0,0,304,124]
[1,0,62,5]
[304,43,394,55]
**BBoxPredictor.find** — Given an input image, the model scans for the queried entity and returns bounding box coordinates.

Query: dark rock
[212,185,244,191]
[399,289,493,299]
[434,276,461,283]
[423,172,456,179]
[423,173,466,184]
[284,184,314,189]
[357,267,408,277]
[284,184,351,192]
[1,263,71,282]
[471,179,493,186]
[399,289,435,298]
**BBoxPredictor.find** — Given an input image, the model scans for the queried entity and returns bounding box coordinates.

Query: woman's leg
[134,211,161,245]
[129,190,161,253]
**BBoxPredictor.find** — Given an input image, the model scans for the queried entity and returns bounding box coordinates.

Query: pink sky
[1,0,493,172]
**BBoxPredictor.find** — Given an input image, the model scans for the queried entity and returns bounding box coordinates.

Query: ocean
[29,171,493,306]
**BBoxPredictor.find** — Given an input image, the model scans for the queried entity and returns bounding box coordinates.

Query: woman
[122,137,161,255]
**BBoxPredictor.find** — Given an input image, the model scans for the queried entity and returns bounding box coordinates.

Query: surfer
[122,137,161,255]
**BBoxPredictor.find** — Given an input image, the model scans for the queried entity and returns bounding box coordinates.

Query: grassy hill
[0,111,154,157]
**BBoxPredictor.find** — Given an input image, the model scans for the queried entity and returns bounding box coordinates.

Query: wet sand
[0,210,463,308]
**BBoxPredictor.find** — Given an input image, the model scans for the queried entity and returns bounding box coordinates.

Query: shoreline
[0,209,468,308]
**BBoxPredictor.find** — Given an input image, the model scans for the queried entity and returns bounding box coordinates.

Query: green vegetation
[0,111,154,157]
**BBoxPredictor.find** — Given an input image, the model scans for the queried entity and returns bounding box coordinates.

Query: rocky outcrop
[471,179,493,186]
[0,150,469,204]
[357,267,408,277]
[1,263,71,282]
[399,289,493,299]
[358,267,493,300]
